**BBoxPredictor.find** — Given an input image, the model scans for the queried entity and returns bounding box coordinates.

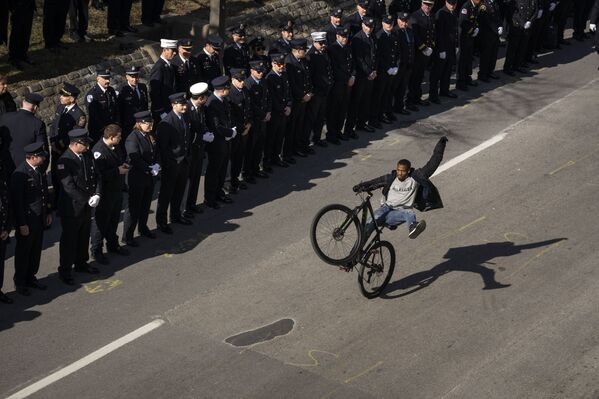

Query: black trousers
[573,0,593,36]
[59,209,92,276]
[347,76,374,130]
[504,25,530,71]
[43,0,71,48]
[245,121,266,175]
[123,173,154,240]
[230,131,248,184]
[371,72,394,120]
[107,0,132,30]
[326,81,351,138]
[554,0,572,41]
[526,17,545,60]
[393,68,411,111]
[306,94,328,143]
[430,53,454,97]
[69,0,89,36]
[286,101,307,156]
[141,0,164,24]
[457,36,474,84]
[8,0,35,61]
[204,143,230,203]
[407,53,431,104]
[478,33,499,79]
[265,112,286,163]
[91,190,122,253]
[185,145,205,210]
[0,238,6,291]
[14,216,44,286]
[156,160,189,224]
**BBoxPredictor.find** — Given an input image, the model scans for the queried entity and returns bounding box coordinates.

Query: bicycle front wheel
[310,204,362,265]
[358,240,396,298]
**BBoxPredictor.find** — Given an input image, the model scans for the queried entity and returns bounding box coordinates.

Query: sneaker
[408,220,427,239]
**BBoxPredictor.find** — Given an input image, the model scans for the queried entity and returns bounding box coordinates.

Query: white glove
[439,51,446,60]
[202,132,215,143]
[455,47,459,55]
[537,9,543,19]
[590,24,597,32]
[387,67,394,75]
[472,27,479,37]
[422,47,433,57]
[498,26,503,35]
[549,2,556,11]
[150,163,161,176]
[88,194,100,208]
[225,127,237,141]
[524,21,532,29]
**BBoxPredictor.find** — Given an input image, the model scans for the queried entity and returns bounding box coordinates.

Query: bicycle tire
[310,204,363,265]
[358,240,396,298]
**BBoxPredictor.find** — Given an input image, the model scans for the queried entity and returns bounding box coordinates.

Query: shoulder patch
[93,151,102,159]
[87,94,94,103]
[461,8,468,14]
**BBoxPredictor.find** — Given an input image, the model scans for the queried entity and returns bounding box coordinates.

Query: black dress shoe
[172,217,192,225]
[380,116,392,124]
[16,286,31,296]
[294,150,308,157]
[515,67,527,73]
[386,113,397,121]
[56,41,69,49]
[59,274,75,285]
[429,96,441,104]
[255,170,269,178]
[229,185,239,194]
[357,124,375,132]
[478,76,490,83]
[92,251,110,265]
[123,238,140,247]
[467,80,478,87]
[326,137,341,145]
[217,195,234,204]
[108,246,130,256]
[22,57,36,66]
[0,291,13,304]
[204,201,220,209]
[183,209,196,218]
[263,165,274,173]
[456,84,469,91]
[440,92,458,98]
[27,280,47,290]
[489,73,500,79]
[273,159,290,167]
[406,104,419,112]
[348,132,359,139]
[158,224,173,234]
[123,25,138,33]
[283,156,296,164]
[304,147,316,155]
[369,120,383,129]
[8,59,23,70]
[74,264,100,274]
[338,134,350,141]
[503,69,516,76]
[417,99,431,106]
[397,108,411,115]
[244,175,257,183]
[139,229,156,239]
[189,205,204,214]
[314,139,328,147]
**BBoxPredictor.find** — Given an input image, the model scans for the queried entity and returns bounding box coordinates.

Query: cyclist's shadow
[380,238,567,299]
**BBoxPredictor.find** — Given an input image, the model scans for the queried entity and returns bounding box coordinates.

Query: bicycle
[310,190,396,298]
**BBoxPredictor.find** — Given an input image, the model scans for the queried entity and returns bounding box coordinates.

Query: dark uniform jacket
[195,50,222,86]
[244,76,271,123]
[410,9,436,52]
[395,27,416,69]
[205,94,235,149]
[328,40,356,83]
[171,54,201,94]
[265,70,292,115]
[117,83,149,134]
[187,101,209,148]
[435,6,459,54]
[125,129,157,179]
[156,111,191,168]
[375,29,400,71]
[268,38,292,56]
[323,23,341,45]
[479,0,503,36]
[0,109,48,174]
[344,12,365,37]
[10,161,51,226]
[86,83,118,143]
[352,30,377,78]
[0,92,17,115]
[307,47,333,96]
[56,149,101,218]
[459,0,480,37]
[357,138,447,211]
[92,139,126,193]
[389,0,420,14]
[285,54,313,101]
[223,43,251,75]
[368,0,388,26]
[228,86,251,129]
[149,57,176,117]
[50,103,86,154]
[511,0,538,27]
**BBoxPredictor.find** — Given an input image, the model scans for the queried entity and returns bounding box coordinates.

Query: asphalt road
[1,37,599,399]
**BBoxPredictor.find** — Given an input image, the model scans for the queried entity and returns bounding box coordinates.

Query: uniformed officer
[0,159,11,303]
[249,36,271,71]
[477,0,503,81]
[223,24,251,75]
[56,129,101,285]
[307,32,333,147]
[155,93,192,233]
[122,111,159,246]
[393,13,416,113]
[117,66,149,143]
[285,38,314,159]
[90,124,129,264]
[407,0,436,107]
[171,38,201,94]
[323,8,344,45]
[0,92,48,176]
[503,0,538,75]
[269,20,295,56]
[204,76,237,209]
[368,0,388,28]
[50,82,86,205]
[86,68,118,144]
[389,0,420,14]
[195,35,223,86]
[184,82,212,216]
[326,26,355,143]
[429,0,459,102]
[149,39,178,122]
[264,53,292,166]
[456,0,481,90]
[372,15,400,124]
[11,143,52,296]
[347,16,378,134]
[228,68,252,191]
[0,74,17,115]
[344,0,370,37]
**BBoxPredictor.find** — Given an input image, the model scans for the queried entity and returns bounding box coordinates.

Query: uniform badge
[461,8,468,14]
[480,5,486,11]
[87,94,94,103]
[94,152,102,159]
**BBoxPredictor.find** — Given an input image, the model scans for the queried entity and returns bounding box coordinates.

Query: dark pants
[204,143,230,203]
[407,53,431,104]
[326,81,351,138]
[185,145,205,210]
[107,0,132,30]
[0,238,6,291]
[457,36,474,85]
[245,121,266,175]
[573,0,592,36]
[69,0,89,36]
[347,76,374,130]
[14,216,44,287]
[429,53,454,97]
[394,68,411,111]
[479,33,499,79]
[230,131,248,184]
[504,25,530,71]
[91,190,122,253]
[8,0,35,61]
[555,0,572,41]
[526,17,545,60]
[59,209,92,276]
[286,100,307,156]
[306,93,328,143]
[371,72,393,120]
[43,0,71,48]
[141,0,164,24]
[123,173,154,240]
[156,160,189,224]
[265,112,286,163]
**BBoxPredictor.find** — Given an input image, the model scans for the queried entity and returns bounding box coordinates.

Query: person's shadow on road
[381,238,567,299]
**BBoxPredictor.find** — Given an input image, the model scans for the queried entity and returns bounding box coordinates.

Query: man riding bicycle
[353,136,448,239]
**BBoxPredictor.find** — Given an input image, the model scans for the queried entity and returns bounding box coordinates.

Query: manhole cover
[225,318,294,347]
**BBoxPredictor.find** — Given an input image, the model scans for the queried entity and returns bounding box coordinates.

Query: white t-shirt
[384,177,419,208]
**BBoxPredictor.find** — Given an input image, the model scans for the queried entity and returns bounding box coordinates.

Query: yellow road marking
[360,154,373,161]
[83,279,123,294]
[507,241,564,278]
[549,146,599,175]
[458,216,487,232]
[418,215,487,254]
[343,361,384,384]
[503,232,530,242]
[389,138,401,146]
[285,350,339,367]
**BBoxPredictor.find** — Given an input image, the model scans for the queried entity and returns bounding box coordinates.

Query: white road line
[431,76,599,179]
[6,319,165,399]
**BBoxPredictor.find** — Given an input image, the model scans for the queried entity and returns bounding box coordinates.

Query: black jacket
[510,0,538,27]
[125,129,156,181]
[352,30,377,77]
[357,138,447,211]
[269,38,292,56]
[228,86,250,129]
[435,6,458,54]
[117,83,149,134]
[186,100,209,148]
[149,57,176,116]
[265,70,292,114]
[195,51,222,86]
[395,27,416,69]
[205,94,235,154]
[307,47,333,96]
[56,149,101,217]
[171,54,201,94]
[0,91,17,115]
[85,83,118,143]
[410,9,436,51]
[328,40,356,83]
[323,22,341,45]
[50,103,86,155]
[10,161,51,226]
[285,54,313,101]
[376,28,400,71]
[344,12,365,37]
[92,139,126,193]
[459,0,480,37]
[223,43,250,75]
[156,110,191,168]
[0,109,48,175]
[479,0,503,35]
[244,76,271,123]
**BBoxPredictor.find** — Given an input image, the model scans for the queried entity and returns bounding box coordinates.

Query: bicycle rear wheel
[358,240,395,298]
[310,204,362,265]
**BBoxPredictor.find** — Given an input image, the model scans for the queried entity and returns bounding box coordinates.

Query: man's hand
[440,136,448,144]
[118,164,129,175]
[348,76,355,87]
[19,225,29,236]
[302,93,312,102]
[0,230,8,240]
[284,106,292,116]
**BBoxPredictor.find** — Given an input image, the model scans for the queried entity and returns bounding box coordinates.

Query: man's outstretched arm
[418,137,448,179]
[353,174,389,192]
